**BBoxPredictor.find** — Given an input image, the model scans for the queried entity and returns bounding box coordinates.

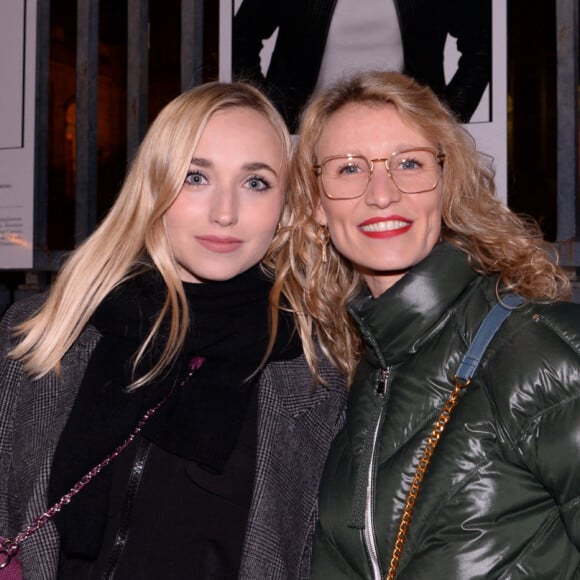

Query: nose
[364,162,401,207]
[209,186,238,226]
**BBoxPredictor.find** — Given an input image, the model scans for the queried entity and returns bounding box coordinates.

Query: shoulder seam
[533,312,580,356]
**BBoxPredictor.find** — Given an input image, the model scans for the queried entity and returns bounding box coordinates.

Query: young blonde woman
[0,81,346,580]
[270,71,580,578]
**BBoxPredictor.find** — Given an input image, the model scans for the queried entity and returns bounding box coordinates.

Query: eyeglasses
[314,147,445,200]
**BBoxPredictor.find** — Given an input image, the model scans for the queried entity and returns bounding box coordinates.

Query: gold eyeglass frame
[313,146,446,200]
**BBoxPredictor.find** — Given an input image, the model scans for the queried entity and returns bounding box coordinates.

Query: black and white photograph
[220,0,506,199]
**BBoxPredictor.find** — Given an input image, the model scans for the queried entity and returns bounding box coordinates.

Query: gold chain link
[386,377,470,579]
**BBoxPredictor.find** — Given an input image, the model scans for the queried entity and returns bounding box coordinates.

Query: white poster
[454,1,508,204]
[0,0,36,268]
[220,0,508,203]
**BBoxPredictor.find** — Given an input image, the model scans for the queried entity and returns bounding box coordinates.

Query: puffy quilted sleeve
[513,305,580,550]
[520,392,580,548]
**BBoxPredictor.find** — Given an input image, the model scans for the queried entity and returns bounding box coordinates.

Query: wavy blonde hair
[11,81,292,388]
[268,71,570,382]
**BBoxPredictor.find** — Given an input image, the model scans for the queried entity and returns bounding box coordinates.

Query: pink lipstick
[196,235,243,253]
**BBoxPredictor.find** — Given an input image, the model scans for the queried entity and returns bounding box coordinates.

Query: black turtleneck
[50,266,301,579]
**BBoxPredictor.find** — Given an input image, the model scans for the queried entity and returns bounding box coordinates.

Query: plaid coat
[0,294,347,579]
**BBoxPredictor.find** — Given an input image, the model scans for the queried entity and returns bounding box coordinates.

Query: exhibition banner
[0,0,36,268]
[220,0,507,203]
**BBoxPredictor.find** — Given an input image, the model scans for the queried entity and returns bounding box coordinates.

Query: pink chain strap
[1,355,205,564]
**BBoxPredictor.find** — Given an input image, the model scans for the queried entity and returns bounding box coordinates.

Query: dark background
[0,0,575,298]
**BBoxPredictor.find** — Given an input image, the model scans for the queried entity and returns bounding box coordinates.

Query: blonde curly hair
[267,71,570,383]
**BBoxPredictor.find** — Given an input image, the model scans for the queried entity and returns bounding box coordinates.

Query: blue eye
[339,163,362,175]
[401,159,419,170]
[245,175,271,191]
[323,157,369,179]
[184,171,208,186]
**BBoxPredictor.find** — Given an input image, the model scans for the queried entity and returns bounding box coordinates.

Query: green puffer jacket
[311,242,580,579]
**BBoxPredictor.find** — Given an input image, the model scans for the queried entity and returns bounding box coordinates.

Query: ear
[314,201,328,226]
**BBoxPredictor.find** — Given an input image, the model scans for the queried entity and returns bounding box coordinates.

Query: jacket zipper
[347,306,392,578]
[363,367,391,580]
[101,436,152,580]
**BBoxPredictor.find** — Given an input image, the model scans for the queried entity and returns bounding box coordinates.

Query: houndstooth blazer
[0,294,347,579]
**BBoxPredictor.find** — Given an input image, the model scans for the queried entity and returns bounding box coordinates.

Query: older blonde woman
[0,81,345,580]
[270,71,580,578]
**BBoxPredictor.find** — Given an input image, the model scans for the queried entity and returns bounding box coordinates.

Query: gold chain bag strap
[386,295,523,579]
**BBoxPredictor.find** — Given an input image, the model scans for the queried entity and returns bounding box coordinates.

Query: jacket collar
[349,242,478,366]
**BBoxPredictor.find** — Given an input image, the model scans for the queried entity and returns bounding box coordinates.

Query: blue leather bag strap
[455,293,524,383]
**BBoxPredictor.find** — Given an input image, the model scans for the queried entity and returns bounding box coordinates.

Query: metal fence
[33,0,205,271]
[1,0,579,311]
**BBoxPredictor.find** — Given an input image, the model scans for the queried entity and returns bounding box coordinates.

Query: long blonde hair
[268,71,570,382]
[12,81,292,388]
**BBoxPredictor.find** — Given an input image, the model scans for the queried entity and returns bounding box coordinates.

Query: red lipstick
[357,216,412,239]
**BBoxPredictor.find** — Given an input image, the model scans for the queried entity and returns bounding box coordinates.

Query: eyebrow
[190,157,212,168]
[190,158,279,176]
